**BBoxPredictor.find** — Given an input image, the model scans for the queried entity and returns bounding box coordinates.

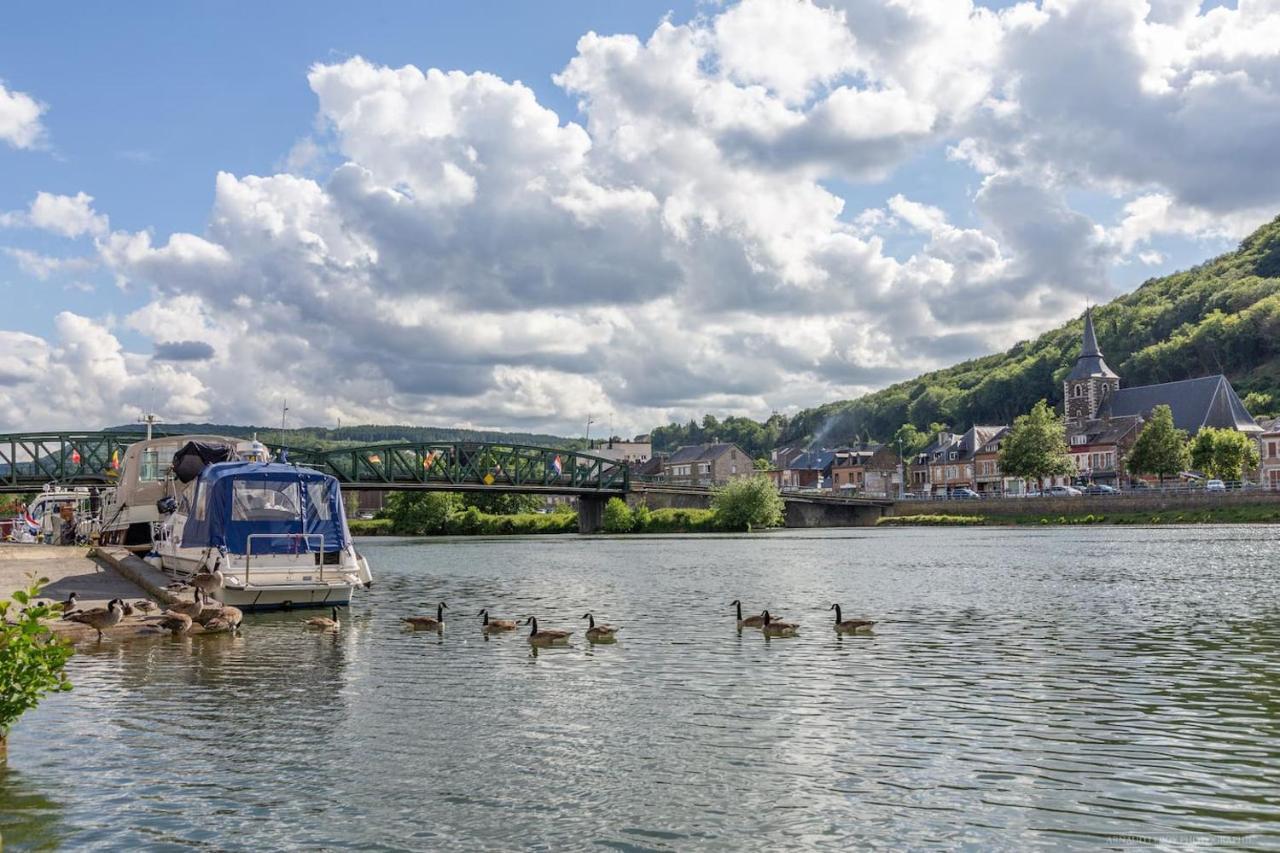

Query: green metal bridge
[0,431,629,496]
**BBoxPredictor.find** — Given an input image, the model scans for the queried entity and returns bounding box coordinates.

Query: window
[307,481,332,520]
[194,483,208,520]
[949,451,957,461]
[139,450,163,482]
[1074,384,1083,398]
[1269,441,1278,459]
[698,462,710,474]
[232,480,301,521]
[1070,434,1087,446]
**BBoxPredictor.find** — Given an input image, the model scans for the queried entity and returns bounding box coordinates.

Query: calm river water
[3,527,1279,850]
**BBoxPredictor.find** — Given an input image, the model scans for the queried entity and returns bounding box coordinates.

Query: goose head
[830,603,842,622]
[582,613,595,628]
[761,610,772,627]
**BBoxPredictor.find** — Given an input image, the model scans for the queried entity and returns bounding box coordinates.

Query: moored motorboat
[151,441,372,611]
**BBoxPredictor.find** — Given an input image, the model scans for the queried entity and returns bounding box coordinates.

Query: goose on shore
[304,607,341,631]
[153,611,193,635]
[169,590,205,620]
[731,599,769,629]
[219,605,243,630]
[201,614,235,634]
[830,604,875,633]
[402,602,447,631]
[133,599,158,614]
[761,610,799,636]
[191,566,225,604]
[478,609,517,632]
[521,616,572,644]
[67,598,125,640]
[582,613,619,642]
[58,592,80,620]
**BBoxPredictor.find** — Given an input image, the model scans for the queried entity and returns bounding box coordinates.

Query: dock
[0,543,227,643]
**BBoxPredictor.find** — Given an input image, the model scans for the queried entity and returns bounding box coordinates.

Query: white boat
[99,434,269,552]
[17,484,98,544]
[152,441,372,611]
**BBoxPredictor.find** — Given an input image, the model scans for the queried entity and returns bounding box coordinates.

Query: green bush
[711,476,785,531]
[602,497,634,533]
[876,514,987,526]
[1,575,74,748]
[381,491,461,535]
[349,518,394,536]
[644,508,721,533]
[631,503,652,532]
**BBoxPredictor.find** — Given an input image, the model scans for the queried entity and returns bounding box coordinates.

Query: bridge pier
[577,495,606,534]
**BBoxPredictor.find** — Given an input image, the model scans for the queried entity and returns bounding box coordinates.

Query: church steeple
[1064,307,1120,425]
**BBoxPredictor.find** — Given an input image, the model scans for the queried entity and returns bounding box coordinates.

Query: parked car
[1084,484,1118,495]
[949,487,981,499]
[1046,485,1083,497]
[1205,479,1227,493]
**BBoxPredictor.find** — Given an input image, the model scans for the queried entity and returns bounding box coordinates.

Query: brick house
[909,427,1003,496]
[831,444,900,496]
[770,449,835,490]
[662,443,752,486]
[1260,418,1280,490]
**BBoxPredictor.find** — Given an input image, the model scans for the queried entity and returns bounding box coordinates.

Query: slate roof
[785,449,836,471]
[1101,375,1262,434]
[1067,308,1119,381]
[666,443,743,464]
[1072,415,1141,447]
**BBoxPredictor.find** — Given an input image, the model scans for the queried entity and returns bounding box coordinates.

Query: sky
[1,0,1277,438]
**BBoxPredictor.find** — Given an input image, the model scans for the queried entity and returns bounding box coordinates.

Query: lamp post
[585,414,596,450]
[897,437,906,500]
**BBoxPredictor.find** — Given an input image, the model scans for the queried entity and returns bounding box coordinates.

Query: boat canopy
[180,462,349,555]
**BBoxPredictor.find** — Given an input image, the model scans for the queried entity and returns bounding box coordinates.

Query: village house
[592,435,652,464]
[662,443,752,486]
[1259,418,1280,490]
[909,426,1004,496]
[1063,308,1261,485]
[769,449,835,491]
[830,444,900,496]
[972,427,1010,495]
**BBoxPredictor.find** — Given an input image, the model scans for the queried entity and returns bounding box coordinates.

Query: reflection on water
[3,526,1280,849]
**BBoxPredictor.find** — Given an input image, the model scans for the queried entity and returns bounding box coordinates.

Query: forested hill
[104,422,576,450]
[654,214,1280,457]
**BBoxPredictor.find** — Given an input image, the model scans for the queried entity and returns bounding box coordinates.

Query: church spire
[1066,306,1118,380]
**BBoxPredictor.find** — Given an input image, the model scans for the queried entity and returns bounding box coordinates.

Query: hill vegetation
[657,213,1280,453]
[105,422,578,451]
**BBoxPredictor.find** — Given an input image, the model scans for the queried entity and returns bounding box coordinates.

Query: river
[2,527,1279,850]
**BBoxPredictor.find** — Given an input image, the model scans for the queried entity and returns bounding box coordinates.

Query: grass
[877,514,988,526]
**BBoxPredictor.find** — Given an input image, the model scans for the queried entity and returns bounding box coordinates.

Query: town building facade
[1260,418,1280,490]
[662,443,752,486]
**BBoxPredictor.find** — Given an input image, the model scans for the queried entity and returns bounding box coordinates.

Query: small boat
[152,441,372,611]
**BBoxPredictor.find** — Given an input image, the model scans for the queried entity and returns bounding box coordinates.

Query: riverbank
[880,504,1280,526]
[351,506,726,536]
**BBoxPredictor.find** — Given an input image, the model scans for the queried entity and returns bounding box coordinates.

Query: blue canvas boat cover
[181,462,349,555]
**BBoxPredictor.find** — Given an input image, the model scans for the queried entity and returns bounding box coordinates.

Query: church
[1061,308,1261,484]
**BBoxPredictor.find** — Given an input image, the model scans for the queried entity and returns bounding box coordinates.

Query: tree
[1127,404,1190,484]
[602,497,634,533]
[1189,427,1260,481]
[753,457,771,471]
[1,575,74,756]
[998,399,1075,485]
[711,476,785,531]
[461,492,542,515]
[382,491,461,535]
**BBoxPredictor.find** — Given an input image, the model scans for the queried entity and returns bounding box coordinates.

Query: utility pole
[281,399,289,434]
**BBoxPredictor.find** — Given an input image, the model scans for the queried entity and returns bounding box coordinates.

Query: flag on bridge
[552,455,562,476]
[110,450,120,470]
[70,449,81,465]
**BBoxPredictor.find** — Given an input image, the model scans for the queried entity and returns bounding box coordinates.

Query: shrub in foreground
[1,575,74,755]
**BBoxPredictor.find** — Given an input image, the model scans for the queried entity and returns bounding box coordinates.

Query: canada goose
[761,610,799,636]
[402,602,447,631]
[133,599,158,614]
[521,616,572,644]
[153,611,193,635]
[201,614,234,634]
[169,590,205,620]
[193,602,226,626]
[58,592,80,620]
[219,605,244,629]
[67,598,125,640]
[478,609,517,631]
[304,607,341,630]
[191,566,225,604]
[582,613,619,641]
[731,599,769,629]
[121,601,135,617]
[830,604,874,633]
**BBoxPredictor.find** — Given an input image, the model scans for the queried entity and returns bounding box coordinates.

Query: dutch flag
[23,510,39,536]
[552,455,563,476]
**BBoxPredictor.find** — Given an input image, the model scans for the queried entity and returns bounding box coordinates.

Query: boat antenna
[138,411,162,441]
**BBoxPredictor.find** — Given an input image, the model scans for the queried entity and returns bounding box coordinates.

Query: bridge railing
[0,431,151,489]
[283,441,630,494]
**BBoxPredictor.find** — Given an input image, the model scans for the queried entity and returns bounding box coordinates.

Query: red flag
[71,449,81,465]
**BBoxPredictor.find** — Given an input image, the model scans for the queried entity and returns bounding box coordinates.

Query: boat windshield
[232,480,301,521]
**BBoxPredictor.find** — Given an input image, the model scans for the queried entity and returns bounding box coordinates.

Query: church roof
[1066,308,1119,380]
[1103,375,1262,434]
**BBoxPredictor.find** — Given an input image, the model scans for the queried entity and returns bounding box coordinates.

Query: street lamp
[585,414,596,449]
[897,437,906,500]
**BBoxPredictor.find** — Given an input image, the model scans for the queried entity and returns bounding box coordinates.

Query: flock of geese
[53,567,875,645]
[55,565,244,640]
[298,599,874,644]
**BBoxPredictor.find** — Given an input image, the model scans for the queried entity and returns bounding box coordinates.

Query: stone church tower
[1063,307,1119,427]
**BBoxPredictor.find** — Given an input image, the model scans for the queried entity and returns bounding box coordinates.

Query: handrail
[245,533,325,585]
